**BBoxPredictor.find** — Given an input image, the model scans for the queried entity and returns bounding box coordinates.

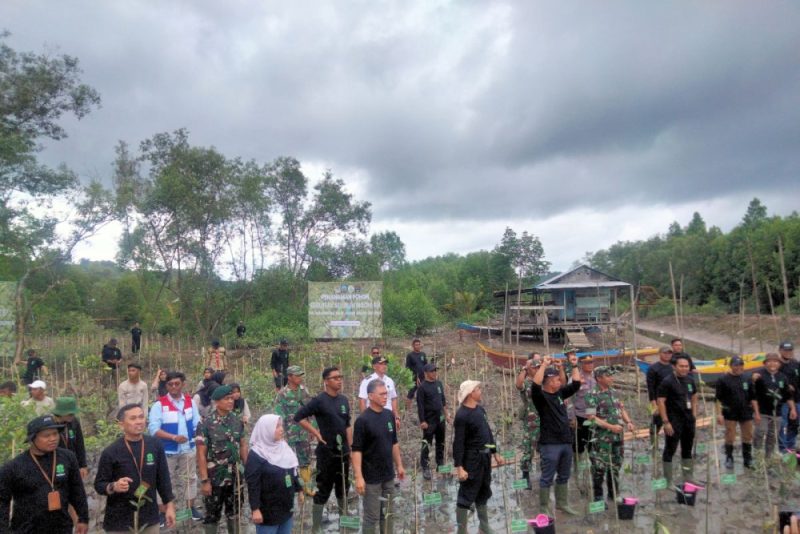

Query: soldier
[274,366,316,497]
[585,366,634,503]
[573,355,597,459]
[515,352,542,489]
[195,385,249,534]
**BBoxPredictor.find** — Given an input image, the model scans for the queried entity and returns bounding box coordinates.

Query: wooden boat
[634,354,765,385]
[478,342,660,370]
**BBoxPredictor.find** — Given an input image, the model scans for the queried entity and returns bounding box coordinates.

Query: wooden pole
[669,261,681,338]
[515,277,522,347]
[738,282,745,355]
[746,239,764,352]
[502,283,509,347]
[777,236,792,327]
[765,278,781,342]
[630,284,641,401]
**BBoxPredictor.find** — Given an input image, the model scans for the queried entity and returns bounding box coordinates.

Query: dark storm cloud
[3,0,799,225]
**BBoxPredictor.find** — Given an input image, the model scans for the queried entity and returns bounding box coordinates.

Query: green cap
[53,397,80,416]
[287,365,304,376]
[210,384,233,401]
[594,366,615,378]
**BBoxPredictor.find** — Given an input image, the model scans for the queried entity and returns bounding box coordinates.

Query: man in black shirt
[657,354,697,485]
[752,352,797,459]
[404,338,427,410]
[453,380,504,534]
[670,338,697,371]
[530,356,582,515]
[130,323,142,353]
[52,397,88,480]
[235,321,246,338]
[715,356,756,469]
[647,347,675,437]
[0,415,89,534]
[270,339,290,392]
[353,379,405,534]
[15,348,48,385]
[95,404,175,533]
[417,363,450,480]
[295,366,353,534]
[777,340,799,453]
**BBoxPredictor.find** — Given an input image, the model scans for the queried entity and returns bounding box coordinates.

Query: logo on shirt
[68,430,75,439]
[743,383,749,391]
[340,404,347,414]
[146,452,155,466]
[437,386,442,395]
[56,464,65,476]
[779,380,784,388]
[687,384,693,393]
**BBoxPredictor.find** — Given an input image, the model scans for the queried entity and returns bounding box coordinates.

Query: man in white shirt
[359,350,400,429]
[21,380,55,415]
[118,363,149,408]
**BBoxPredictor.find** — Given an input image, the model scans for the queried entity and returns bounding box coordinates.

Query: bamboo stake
[746,239,764,352]
[669,261,681,338]
[777,236,792,324]
[515,277,522,347]
[765,278,781,342]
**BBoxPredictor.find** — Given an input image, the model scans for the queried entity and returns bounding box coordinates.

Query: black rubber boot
[456,506,469,534]
[742,443,754,469]
[724,444,734,469]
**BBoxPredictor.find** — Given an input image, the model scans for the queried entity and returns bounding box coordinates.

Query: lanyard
[29,451,57,491]
[124,438,145,482]
[60,424,70,449]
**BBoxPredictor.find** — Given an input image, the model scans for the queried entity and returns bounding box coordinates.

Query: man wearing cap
[118,362,149,409]
[777,341,799,453]
[647,347,676,439]
[352,379,406,534]
[270,339,290,392]
[0,415,89,533]
[22,380,55,415]
[573,355,597,460]
[196,385,249,533]
[515,352,542,489]
[586,367,634,503]
[96,404,175,533]
[715,356,756,469]
[530,355,582,515]
[52,397,88,480]
[274,365,316,497]
[404,339,427,411]
[453,380,504,534]
[14,348,48,385]
[752,353,796,459]
[206,340,227,372]
[657,354,697,485]
[358,352,399,418]
[148,371,202,521]
[417,362,450,480]
[294,366,352,534]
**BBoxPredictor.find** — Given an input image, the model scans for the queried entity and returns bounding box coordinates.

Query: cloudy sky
[4,1,800,270]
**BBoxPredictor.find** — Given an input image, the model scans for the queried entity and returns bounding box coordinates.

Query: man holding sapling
[529,356,582,515]
[752,352,796,459]
[715,356,756,469]
[657,354,697,485]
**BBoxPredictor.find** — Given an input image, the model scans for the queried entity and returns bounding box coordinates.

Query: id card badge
[47,490,61,511]
[134,481,150,499]
[686,400,692,410]
[285,474,292,488]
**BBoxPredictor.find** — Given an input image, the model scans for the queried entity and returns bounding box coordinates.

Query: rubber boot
[226,517,239,534]
[202,524,218,534]
[299,466,317,497]
[311,503,324,534]
[456,506,469,534]
[724,444,734,469]
[337,496,348,516]
[477,505,494,533]
[539,486,552,515]
[522,470,531,490]
[662,461,673,486]
[680,458,694,483]
[555,483,579,515]
[743,443,754,469]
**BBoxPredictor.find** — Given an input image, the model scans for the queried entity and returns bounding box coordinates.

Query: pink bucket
[529,514,551,527]
[623,497,639,505]
[683,482,704,493]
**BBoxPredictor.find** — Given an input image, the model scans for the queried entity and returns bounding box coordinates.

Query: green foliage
[247,308,309,346]
[383,287,441,336]
[0,395,38,463]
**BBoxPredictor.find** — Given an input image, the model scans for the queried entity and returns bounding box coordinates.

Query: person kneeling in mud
[453,381,505,534]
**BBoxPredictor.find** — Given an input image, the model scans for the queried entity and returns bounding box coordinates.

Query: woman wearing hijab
[151,368,169,397]
[194,370,225,420]
[229,383,252,425]
[245,414,302,534]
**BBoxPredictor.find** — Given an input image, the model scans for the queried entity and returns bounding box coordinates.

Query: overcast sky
[4,1,800,270]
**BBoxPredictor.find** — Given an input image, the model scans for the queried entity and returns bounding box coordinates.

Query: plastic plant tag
[437,464,453,474]
[589,500,606,513]
[340,516,361,529]
[651,478,668,490]
[511,519,528,532]
[695,443,707,454]
[502,450,516,460]
[635,454,652,465]
[423,492,443,505]
[721,473,736,485]
[512,479,529,490]
[175,508,192,522]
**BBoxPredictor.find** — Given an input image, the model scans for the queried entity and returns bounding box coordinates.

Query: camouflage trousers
[290,440,312,467]
[589,440,622,501]
[519,413,540,472]
[203,483,242,525]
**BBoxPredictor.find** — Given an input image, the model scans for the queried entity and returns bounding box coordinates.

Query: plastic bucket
[683,482,703,492]
[530,516,555,534]
[622,497,639,505]
[617,502,636,520]
[676,489,697,506]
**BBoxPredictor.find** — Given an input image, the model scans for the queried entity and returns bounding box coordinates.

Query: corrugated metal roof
[536,281,631,289]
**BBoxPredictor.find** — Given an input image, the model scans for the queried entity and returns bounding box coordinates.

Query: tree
[494,227,550,283]
[370,231,406,271]
[741,198,768,229]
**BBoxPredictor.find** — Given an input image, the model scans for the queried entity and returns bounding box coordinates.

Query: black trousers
[420,421,445,469]
[457,451,492,509]
[575,415,592,454]
[663,416,695,461]
[313,448,350,506]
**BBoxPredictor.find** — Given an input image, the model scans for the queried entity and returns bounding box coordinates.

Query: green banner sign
[0,282,15,362]
[308,282,382,339]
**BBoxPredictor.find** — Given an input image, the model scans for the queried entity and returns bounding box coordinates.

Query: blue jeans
[779,403,798,452]
[256,517,293,534]
[539,443,573,488]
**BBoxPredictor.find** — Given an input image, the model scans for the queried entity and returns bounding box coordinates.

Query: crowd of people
[0,333,799,533]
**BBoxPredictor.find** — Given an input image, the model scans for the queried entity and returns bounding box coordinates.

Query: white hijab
[250,414,298,469]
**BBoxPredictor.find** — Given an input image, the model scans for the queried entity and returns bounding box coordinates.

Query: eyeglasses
[167,381,182,387]
[326,375,343,380]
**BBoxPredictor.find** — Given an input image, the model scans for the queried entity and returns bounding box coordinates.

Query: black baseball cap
[730,356,744,366]
[26,415,64,443]
[779,341,794,351]
[372,356,389,365]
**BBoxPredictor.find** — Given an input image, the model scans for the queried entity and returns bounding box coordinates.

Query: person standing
[0,415,89,534]
[118,363,149,408]
[416,363,449,481]
[131,322,142,354]
[95,404,175,533]
[274,366,315,497]
[148,371,202,521]
[777,341,799,453]
[404,339,428,411]
[14,348,48,385]
[530,356,582,515]
[270,339,290,392]
[152,368,168,398]
[102,338,123,370]
[293,366,352,534]
[245,415,302,534]
[358,352,399,427]
[52,397,88,480]
[453,380,504,534]
[22,380,55,415]
[206,340,227,372]
[752,353,797,459]
[353,379,405,534]
[585,367,634,503]
[515,352,542,489]
[646,347,676,437]
[572,355,597,459]
[715,356,756,469]
[236,321,246,339]
[230,383,252,425]
[670,338,697,371]
[657,354,697,485]
[196,385,249,534]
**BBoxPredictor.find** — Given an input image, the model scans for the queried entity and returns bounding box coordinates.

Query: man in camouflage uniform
[274,365,316,496]
[195,385,248,534]
[515,352,542,489]
[585,366,635,503]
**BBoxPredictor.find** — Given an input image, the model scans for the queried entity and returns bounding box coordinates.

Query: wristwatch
[200,479,209,484]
